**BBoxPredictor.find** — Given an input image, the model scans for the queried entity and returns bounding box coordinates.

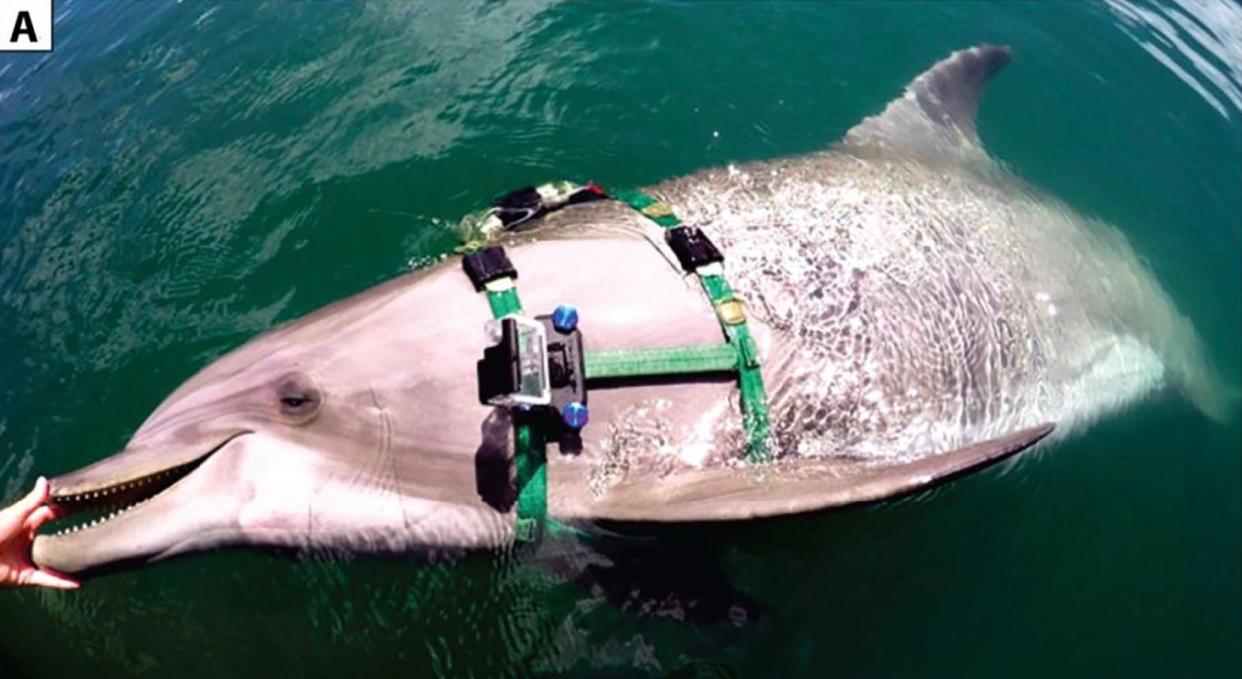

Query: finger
[23,505,58,533]
[13,477,49,515]
[22,568,80,590]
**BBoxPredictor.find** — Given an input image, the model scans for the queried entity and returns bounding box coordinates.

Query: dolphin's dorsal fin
[843,44,1012,163]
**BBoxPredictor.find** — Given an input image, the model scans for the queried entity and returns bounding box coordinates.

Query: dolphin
[29,45,1231,576]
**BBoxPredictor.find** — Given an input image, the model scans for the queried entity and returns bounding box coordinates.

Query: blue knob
[561,401,589,430]
[552,304,579,333]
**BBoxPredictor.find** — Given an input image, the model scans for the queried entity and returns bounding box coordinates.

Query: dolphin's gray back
[633,46,1229,464]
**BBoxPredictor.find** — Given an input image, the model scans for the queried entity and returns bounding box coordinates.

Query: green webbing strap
[485,287,522,319]
[697,273,771,460]
[611,188,682,228]
[511,412,545,543]
[584,344,738,380]
[480,280,547,542]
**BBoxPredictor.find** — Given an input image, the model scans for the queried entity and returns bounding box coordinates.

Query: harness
[459,181,771,542]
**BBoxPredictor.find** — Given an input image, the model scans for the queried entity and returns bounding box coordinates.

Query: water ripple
[1107,0,1242,122]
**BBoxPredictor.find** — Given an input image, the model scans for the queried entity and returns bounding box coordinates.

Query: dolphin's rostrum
[30,46,1231,575]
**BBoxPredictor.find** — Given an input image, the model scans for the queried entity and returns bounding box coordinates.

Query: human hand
[0,477,79,589]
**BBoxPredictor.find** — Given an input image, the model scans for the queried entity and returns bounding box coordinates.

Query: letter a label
[2,0,53,52]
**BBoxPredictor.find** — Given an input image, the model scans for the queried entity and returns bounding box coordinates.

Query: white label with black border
[2,0,53,52]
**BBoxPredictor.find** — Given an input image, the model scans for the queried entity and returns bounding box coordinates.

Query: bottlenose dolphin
[29,45,1231,575]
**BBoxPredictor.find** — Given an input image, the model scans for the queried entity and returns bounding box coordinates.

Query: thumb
[12,477,49,516]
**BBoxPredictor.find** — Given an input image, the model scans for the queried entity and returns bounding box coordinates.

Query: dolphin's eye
[274,373,322,422]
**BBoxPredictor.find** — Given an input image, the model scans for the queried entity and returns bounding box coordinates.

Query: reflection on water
[1107,0,1242,120]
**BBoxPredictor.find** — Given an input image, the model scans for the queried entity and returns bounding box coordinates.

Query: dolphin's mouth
[43,432,248,539]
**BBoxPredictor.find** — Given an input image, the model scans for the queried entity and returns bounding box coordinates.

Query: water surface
[1,1,1239,676]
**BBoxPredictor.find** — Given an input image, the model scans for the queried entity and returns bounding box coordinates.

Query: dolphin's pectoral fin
[550,423,1053,522]
[842,44,1011,162]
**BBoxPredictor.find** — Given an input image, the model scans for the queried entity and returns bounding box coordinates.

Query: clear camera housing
[484,314,551,407]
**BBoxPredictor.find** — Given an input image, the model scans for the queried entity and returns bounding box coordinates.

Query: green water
[1,1,1239,676]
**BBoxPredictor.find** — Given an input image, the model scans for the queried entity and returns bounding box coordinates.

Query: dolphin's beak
[31,430,251,575]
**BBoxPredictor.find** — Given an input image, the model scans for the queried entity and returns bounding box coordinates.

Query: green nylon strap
[584,344,738,380]
[485,286,521,317]
[697,274,771,460]
[481,283,546,541]
[510,413,545,543]
[611,188,682,228]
